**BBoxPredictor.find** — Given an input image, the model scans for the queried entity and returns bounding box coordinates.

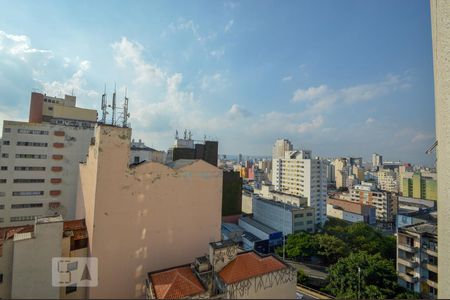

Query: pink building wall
[76,125,222,298]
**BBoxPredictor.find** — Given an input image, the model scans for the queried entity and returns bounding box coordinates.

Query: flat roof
[239,216,280,235]
[400,222,437,236]
[254,196,304,211]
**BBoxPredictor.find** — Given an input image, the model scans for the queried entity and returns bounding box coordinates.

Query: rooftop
[254,196,305,211]
[401,222,437,236]
[218,251,287,284]
[239,216,280,235]
[148,265,206,299]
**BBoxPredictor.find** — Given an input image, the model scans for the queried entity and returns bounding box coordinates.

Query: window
[1,153,8,158]
[0,192,5,197]
[3,128,11,133]
[306,212,313,217]
[0,166,7,171]
[0,204,4,209]
[307,220,313,224]
[13,179,45,183]
[15,154,47,159]
[0,179,6,183]
[10,216,36,222]
[134,156,140,164]
[2,141,10,145]
[67,261,78,271]
[17,129,49,135]
[16,141,48,147]
[66,285,77,294]
[11,203,43,209]
[12,191,44,196]
[14,166,46,171]
[0,273,3,283]
[430,287,438,296]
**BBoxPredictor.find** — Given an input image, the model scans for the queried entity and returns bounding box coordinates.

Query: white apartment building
[378,169,399,193]
[0,92,97,227]
[272,139,293,160]
[372,153,383,168]
[129,139,166,164]
[349,182,396,223]
[272,149,327,225]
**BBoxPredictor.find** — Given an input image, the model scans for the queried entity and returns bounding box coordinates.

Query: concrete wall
[76,125,222,298]
[11,221,63,299]
[0,239,13,299]
[430,1,450,297]
[223,268,296,299]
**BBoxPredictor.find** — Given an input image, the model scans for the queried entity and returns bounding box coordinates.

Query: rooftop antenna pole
[112,83,117,126]
[175,130,179,139]
[101,84,107,124]
[123,87,130,128]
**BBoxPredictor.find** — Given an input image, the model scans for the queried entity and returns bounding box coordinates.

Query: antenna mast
[101,84,107,124]
[123,88,130,128]
[112,84,117,126]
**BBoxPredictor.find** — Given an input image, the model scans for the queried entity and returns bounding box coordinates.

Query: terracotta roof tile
[219,252,287,284]
[150,266,205,299]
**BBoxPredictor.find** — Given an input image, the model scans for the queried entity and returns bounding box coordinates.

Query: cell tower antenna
[123,87,130,128]
[101,84,107,124]
[112,83,117,126]
[184,129,187,140]
[188,130,192,140]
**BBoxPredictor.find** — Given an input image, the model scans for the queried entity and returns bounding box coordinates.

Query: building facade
[397,223,438,298]
[76,125,222,298]
[272,150,327,225]
[271,139,293,160]
[129,139,166,164]
[372,153,383,168]
[430,1,450,296]
[0,92,96,227]
[402,172,437,201]
[377,169,399,193]
[0,216,88,299]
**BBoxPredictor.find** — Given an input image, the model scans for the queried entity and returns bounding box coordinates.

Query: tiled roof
[0,225,34,242]
[219,252,287,284]
[150,266,205,299]
[63,219,88,240]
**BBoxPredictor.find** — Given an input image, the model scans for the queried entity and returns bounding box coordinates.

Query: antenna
[189,130,192,140]
[101,84,107,124]
[184,129,187,140]
[112,84,117,126]
[175,130,179,139]
[122,87,130,128]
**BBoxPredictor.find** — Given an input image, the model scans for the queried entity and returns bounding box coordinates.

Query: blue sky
[0,0,436,165]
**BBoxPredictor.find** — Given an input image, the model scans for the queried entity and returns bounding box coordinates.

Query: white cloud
[292,85,328,102]
[210,49,225,59]
[0,30,53,61]
[296,115,324,133]
[168,19,216,43]
[224,19,234,33]
[411,132,434,143]
[227,104,251,120]
[201,72,226,91]
[365,117,375,124]
[282,76,293,82]
[111,37,166,86]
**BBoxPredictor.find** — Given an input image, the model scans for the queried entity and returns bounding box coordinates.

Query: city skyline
[0,0,435,165]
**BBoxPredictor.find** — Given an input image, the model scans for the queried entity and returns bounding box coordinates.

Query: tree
[283,232,318,260]
[297,269,309,285]
[326,251,398,299]
[316,234,349,265]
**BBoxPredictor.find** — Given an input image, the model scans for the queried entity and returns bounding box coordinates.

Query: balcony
[398,257,419,268]
[50,190,61,196]
[425,247,438,257]
[398,243,418,253]
[424,263,438,273]
[399,272,419,284]
[424,278,438,289]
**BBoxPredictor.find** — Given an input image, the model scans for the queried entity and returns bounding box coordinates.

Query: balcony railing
[399,273,419,284]
[398,243,418,253]
[398,257,419,268]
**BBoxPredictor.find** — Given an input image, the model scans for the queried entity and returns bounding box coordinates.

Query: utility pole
[357,266,361,300]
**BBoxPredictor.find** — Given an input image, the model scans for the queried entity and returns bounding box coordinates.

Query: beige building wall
[11,219,63,299]
[76,125,222,299]
[242,191,253,214]
[430,1,450,298]
[0,238,14,299]
[223,270,296,299]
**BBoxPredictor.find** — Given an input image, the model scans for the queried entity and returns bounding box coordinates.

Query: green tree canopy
[326,251,399,299]
[283,232,318,259]
[316,234,349,265]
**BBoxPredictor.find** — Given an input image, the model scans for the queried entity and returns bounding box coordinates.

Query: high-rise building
[430,2,450,295]
[349,182,396,224]
[402,172,437,201]
[0,92,97,227]
[272,149,327,225]
[397,223,438,298]
[372,153,383,168]
[76,125,222,298]
[377,169,399,193]
[334,158,348,189]
[271,139,293,160]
